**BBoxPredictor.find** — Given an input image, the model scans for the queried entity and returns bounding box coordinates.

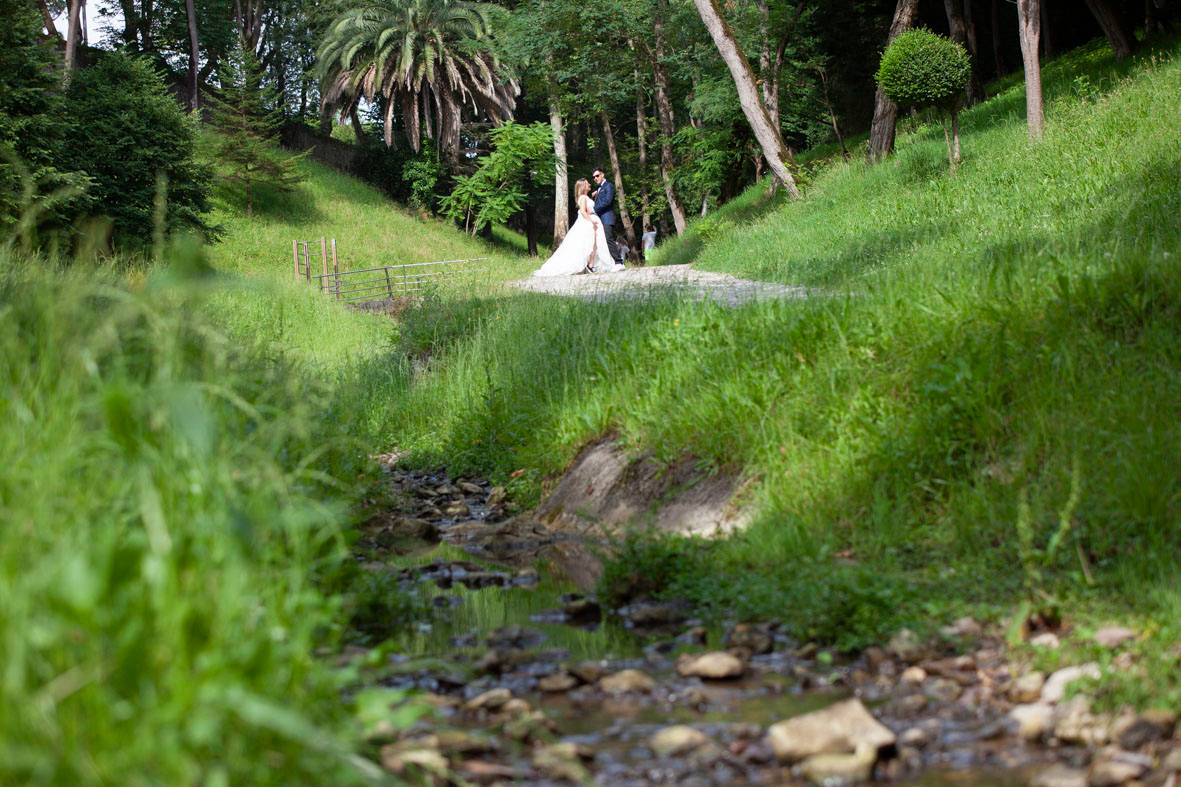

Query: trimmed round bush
[876,28,971,110]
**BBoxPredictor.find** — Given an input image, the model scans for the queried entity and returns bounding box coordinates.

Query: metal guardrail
[293,238,489,304]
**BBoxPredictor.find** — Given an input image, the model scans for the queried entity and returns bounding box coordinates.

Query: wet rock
[457,571,507,589]
[443,502,471,518]
[1088,749,1150,786]
[676,651,745,680]
[725,623,775,655]
[1055,696,1111,746]
[767,699,896,764]
[650,725,710,757]
[618,600,689,628]
[1008,703,1054,741]
[464,687,512,712]
[1094,626,1136,649]
[570,660,607,684]
[924,677,962,702]
[503,710,554,742]
[888,629,923,662]
[393,517,440,541]
[1114,709,1177,749]
[458,481,484,495]
[900,727,931,748]
[892,693,929,716]
[512,568,540,587]
[1033,764,1089,787]
[1010,671,1047,703]
[940,617,984,639]
[1031,632,1062,650]
[561,594,602,623]
[538,671,579,693]
[900,666,927,685]
[798,742,878,786]
[379,743,448,777]
[599,669,656,695]
[435,729,500,755]
[1162,747,1181,771]
[459,760,518,783]
[501,698,532,717]
[1043,663,1102,703]
[532,742,591,782]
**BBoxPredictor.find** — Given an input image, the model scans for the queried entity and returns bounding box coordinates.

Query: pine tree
[206,42,305,216]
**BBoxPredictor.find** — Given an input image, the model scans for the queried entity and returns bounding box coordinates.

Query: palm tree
[318,0,518,160]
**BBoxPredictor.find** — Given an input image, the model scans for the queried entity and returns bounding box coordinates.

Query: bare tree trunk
[635,88,651,233]
[652,0,688,236]
[691,0,800,198]
[549,90,569,246]
[867,0,920,162]
[64,0,82,76]
[991,0,1005,76]
[185,0,201,111]
[1017,0,1044,140]
[817,67,850,160]
[349,105,366,143]
[601,113,637,253]
[36,0,64,42]
[944,0,986,103]
[1084,0,1136,60]
[1040,0,1054,57]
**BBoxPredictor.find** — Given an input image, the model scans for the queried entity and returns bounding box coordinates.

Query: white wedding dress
[532,195,623,277]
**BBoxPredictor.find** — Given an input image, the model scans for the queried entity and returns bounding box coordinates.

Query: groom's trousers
[602,221,624,264]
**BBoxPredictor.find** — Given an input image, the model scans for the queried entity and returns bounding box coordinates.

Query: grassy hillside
[380,35,1181,702]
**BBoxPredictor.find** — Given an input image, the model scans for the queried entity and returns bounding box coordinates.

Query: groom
[591,168,624,267]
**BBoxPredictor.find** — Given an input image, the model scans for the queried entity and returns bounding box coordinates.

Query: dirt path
[512,264,809,306]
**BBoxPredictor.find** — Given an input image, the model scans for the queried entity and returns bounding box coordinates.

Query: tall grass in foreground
[380,36,1181,676]
[0,248,388,784]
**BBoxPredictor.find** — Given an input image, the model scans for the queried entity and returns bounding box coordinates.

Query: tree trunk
[549,90,569,246]
[1040,0,1054,57]
[1017,0,1044,140]
[991,0,1005,76]
[141,0,154,51]
[690,0,800,198]
[185,0,201,111]
[817,67,850,160]
[635,88,652,234]
[601,113,637,253]
[36,0,64,42]
[64,0,82,76]
[349,105,366,143]
[652,0,688,236]
[944,0,986,103]
[867,0,920,162]
[1084,0,1135,60]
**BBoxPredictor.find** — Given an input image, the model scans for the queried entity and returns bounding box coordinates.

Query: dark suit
[593,179,623,264]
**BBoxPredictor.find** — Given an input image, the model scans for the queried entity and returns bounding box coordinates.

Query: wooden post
[384,267,393,300]
[292,240,299,281]
[331,238,340,300]
[302,242,311,283]
[320,237,329,293]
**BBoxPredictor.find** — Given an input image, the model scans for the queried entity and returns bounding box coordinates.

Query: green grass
[378,34,1181,687]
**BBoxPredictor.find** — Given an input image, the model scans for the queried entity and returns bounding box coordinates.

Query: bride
[532,179,623,277]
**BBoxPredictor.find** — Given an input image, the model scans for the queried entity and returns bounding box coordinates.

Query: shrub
[876,28,971,170]
[61,53,213,248]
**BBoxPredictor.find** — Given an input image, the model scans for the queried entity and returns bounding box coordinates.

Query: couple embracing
[532,169,626,277]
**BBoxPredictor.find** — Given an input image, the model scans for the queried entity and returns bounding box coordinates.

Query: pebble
[888,628,923,661]
[1042,663,1102,703]
[538,672,578,693]
[1054,696,1111,746]
[464,688,512,712]
[1114,709,1178,749]
[1033,764,1089,787]
[650,725,709,757]
[900,666,927,684]
[458,481,483,495]
[1088,750,1150,787]
[1162,747,1181,771]
[1031,632,1062,649]
[1093,626,1136,649]
[676,651,745,680]
[1010,671,1047,703]
[941,617,984,639]
[900,726,931,748]
[1009,703,1054,741]
[599,669,656,694]
[798,742,878,786]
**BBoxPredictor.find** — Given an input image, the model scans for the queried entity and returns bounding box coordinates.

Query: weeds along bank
[383,38,1181,688]
[0,247,407,783]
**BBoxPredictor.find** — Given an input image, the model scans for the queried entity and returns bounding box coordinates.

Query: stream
[340,466,1155,786]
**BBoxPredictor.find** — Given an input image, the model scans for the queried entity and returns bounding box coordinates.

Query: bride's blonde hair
[574,179,590,200]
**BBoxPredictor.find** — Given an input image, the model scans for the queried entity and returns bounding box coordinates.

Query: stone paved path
[512,264,808,307]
